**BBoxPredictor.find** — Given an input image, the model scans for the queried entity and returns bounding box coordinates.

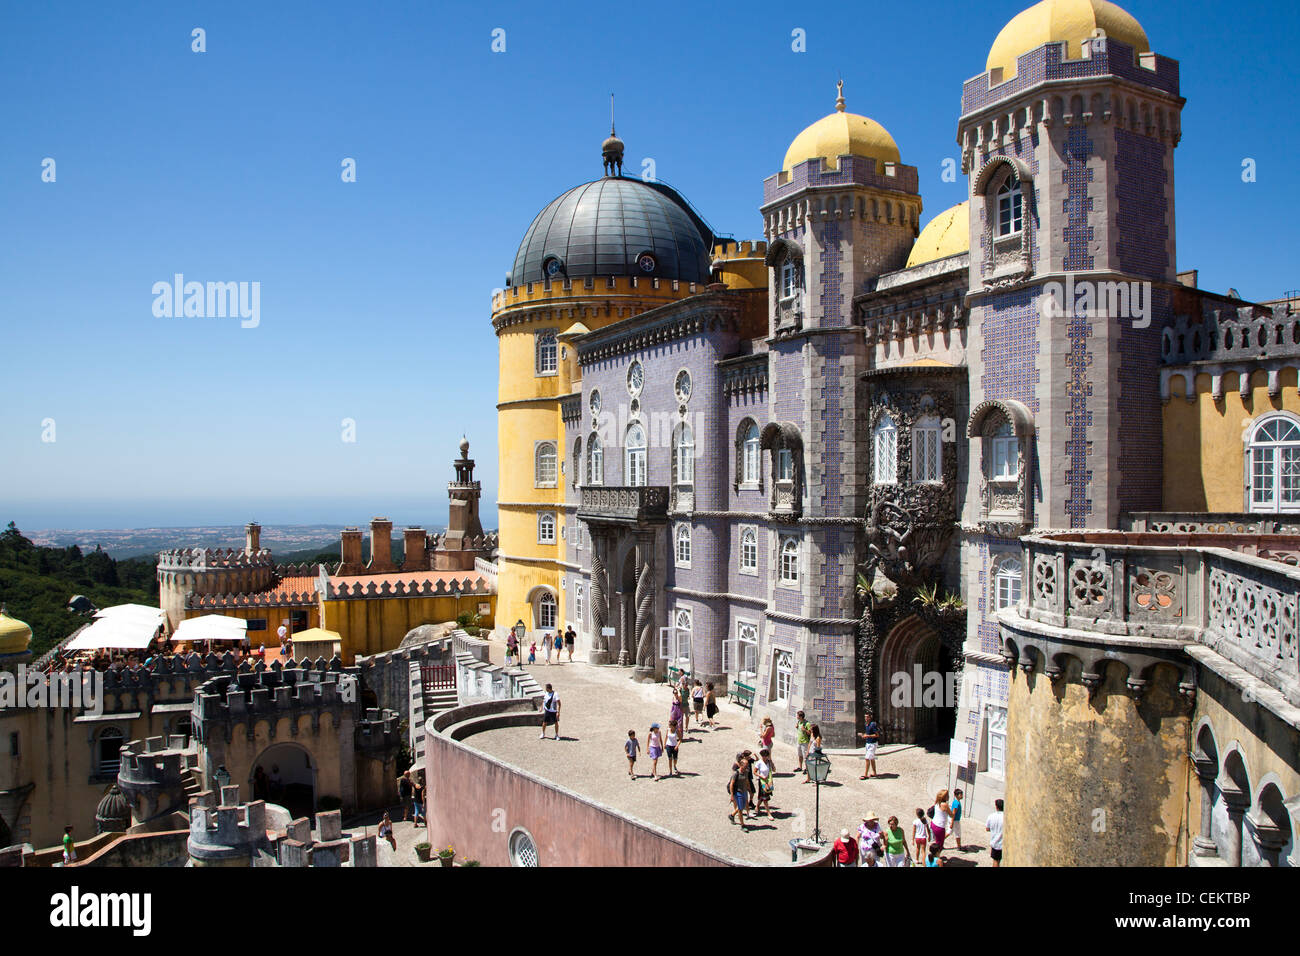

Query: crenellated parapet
[187,785,272,866]
[492,274,701,325]
[158,548,275,572]
[117,735,198,824]
[322,575,492,600]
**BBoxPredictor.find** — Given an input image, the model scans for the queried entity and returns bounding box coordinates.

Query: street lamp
[513,620,526,642]
[806,750,832,844]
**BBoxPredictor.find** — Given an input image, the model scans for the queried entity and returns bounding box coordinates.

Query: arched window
[780,537,799,584]
[913,416,942,482]
[1249,415,1300,513]
[537,512,556,545]
[736,419,761,488]
[994,556,1022,610]
[626,423,647,487]
[98,727,124,775]
[573,582,584,629]
[535,442,557,488]
[536,592,556,630]
[571,438,582,489]
[873,414,898,484]
[739,528,758,573]
[587,435,604,486]
[673,608,692,661]
[780,262,800,299]
[997,179,1023,236]
[675,424,695,486]
[535,329,558,375]
[991,422,1018,480]
[675,524,692,565]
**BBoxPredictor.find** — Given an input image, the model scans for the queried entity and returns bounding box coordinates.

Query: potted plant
[460,859,481,867]
[436,844,456,867]
[414,842,432,863]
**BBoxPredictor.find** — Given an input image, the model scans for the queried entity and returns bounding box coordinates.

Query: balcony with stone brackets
[577,486,670,527]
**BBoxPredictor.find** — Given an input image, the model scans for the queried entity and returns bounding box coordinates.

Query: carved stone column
[1220,783,1250,867]
[633,531,657,680]
[1190,750,1219,858]
[589,531,610,665]
[1245,807,1288,867]
[617,593,630,666]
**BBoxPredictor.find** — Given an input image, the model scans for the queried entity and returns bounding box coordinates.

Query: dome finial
[835,77,846,112]
[602,94,624,177]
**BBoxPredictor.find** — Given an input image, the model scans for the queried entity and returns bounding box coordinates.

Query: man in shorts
[728,756,753,829]
[563,626,576,662]
[857,711,881,779]
[794,710,811,773]
[985,798,1004,866]
[540,683,561,739]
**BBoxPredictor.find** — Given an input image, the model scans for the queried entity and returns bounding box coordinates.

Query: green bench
[730,681,756,714]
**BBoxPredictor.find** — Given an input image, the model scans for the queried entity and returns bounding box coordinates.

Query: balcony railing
[1123,512,1300,536]
[1017,532,1300,706]
[577,486,669,524]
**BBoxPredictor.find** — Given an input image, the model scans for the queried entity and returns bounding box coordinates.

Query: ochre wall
[322,594,496,663]
[1004,659,1191,866]
[1163,368,1300,511]
[178,604,319,642]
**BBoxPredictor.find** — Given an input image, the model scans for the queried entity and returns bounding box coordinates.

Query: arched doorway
[252,742,316,820]
[877,615,954,744]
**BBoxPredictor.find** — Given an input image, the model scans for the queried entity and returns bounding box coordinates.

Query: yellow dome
[783,82,900,175]
[987,0,1150,81]
[0,610,33,656]
[906,202,970,268]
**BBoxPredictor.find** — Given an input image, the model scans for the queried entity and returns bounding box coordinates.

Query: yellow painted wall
[1164,368,1300,511]
[322,594,496,663]
[178,605,319,641]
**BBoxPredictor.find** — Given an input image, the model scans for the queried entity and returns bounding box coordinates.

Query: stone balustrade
[578,485,670,525]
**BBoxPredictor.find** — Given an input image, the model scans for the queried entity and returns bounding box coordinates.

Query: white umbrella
[172,615,248,643]
[66,617,159,651]
[94,604,166,626]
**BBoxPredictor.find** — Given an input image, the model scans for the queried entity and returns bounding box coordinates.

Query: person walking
[794,711,811,774]
[857,711,881,779]
[758,716,775,766]
[646,722,665,780]
[411,773,426,826]
[543,632,553,664]
[540,683,561,739]
[665,720,681,777]
[802,724,823,784]
[676,671,692,733]
[397,771,413,822]
[857,811,885,866]
[553,632,563,661]
[833,828,859,868]
[505,633,516,667]
[691,679,705,727]
[986,798,1005,867]
[951,788,965,850]
[62,826,76,865]
[704,682,718,729]
[625,730,640,778]
[564,626,576,662]
[528,640,537,665]
[929,788,954,857]
[727,756,753,828]
[754,747,774,816]
[912,808,930,863]
[884,815,910,867]
[668,688,685,736]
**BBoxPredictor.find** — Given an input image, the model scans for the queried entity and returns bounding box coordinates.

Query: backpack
[926,805,935,820]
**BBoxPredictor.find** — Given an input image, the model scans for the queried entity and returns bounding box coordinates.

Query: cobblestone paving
[468,646,991,866]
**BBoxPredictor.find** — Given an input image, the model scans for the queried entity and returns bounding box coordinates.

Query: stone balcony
[1012,531,1300,707]
[577,486,669,526]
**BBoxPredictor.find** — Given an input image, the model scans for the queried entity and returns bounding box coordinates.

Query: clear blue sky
[2,0,1296,530]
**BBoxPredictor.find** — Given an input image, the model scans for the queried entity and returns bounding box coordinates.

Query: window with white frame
[626,423,647,486]
[779,537,799,584]
[994,556,1022,610]
[997,179,1023,236]
[675,424,695,485]
[913,417,942,482]
[675,524,691,566]
[537,512,557,545]
[780,262,799,299]
[1249,415,1300,513]
[535,442,558,487]
[587,434,604,486]
[739,527,758,574]
[536,592,556,630]
[574,582,584,629]
[724,621,759,680]
[873,414,898,484]
[777,447,795,482]
[673,608,691,661]
[770,649,793,704]
[741,421,760,485]
[535,329,558,375]
[991,422,1018,480]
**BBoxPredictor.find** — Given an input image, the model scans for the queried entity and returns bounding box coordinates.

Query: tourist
[758,716,775,764]
[929,789,954,856]
[986,798,1004,867]
[802,724,823,784]
[528,640,537,665]
[625,730,640,778]
[540,683,561,739]
[62,825,76,865]
[505,632,517,666]
[794,711,811,774]
[912,808,929,863]
[379,812,396,851]
[833,828,859,868]
[543,632,553,664]
[277,623,288,646]
[256,642,266,661]
[691,680,705,726]
[564,625,576,662]
[884,815,910,867]
[669,687,684,735]
[553,632,563,661]
[398,770,413,822]
[412,773,426,825]
[857,711,881,779]
[862,849,878,868]
[857,811,885,865]
[926,843,944,867]
[704,682,718,729]
[951,788,965,850]
[677,671,692,732]
[754,747,773,816]
[727,756,753,828]
[665,720,681,777]
[647,722,665,780]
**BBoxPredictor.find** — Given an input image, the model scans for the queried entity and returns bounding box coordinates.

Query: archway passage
[252,743,316,821]
[878,615,954,744]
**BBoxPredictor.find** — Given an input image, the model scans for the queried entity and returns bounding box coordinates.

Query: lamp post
[513,620,526,643]
[806,750,832,844]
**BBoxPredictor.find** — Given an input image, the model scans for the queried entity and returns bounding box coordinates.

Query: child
[926,843,944,867]
[624,730,640,778]
[758,716,776,770]
[951,788,965,849]
[913,808,930,863]
[665,720,680,777]
[704,682,718,728]
[646,722,664,780]
[527,641,537,665]
[554,632,563,660]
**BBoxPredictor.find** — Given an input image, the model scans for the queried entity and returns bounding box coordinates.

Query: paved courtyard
[467,642,992,866]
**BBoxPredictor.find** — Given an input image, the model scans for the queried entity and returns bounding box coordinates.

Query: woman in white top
[929,789,954,855]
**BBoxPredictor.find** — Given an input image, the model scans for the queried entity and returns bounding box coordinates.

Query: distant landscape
[26,524,395,560]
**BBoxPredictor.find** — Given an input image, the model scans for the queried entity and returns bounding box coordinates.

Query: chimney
[339,528,363,574]
[368,517,395,573]
[245,522,261,553]
[402,528,427,571]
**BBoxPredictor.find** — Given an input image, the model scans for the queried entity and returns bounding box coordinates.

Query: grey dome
[510,177,713,288]
[96,784,131,833]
